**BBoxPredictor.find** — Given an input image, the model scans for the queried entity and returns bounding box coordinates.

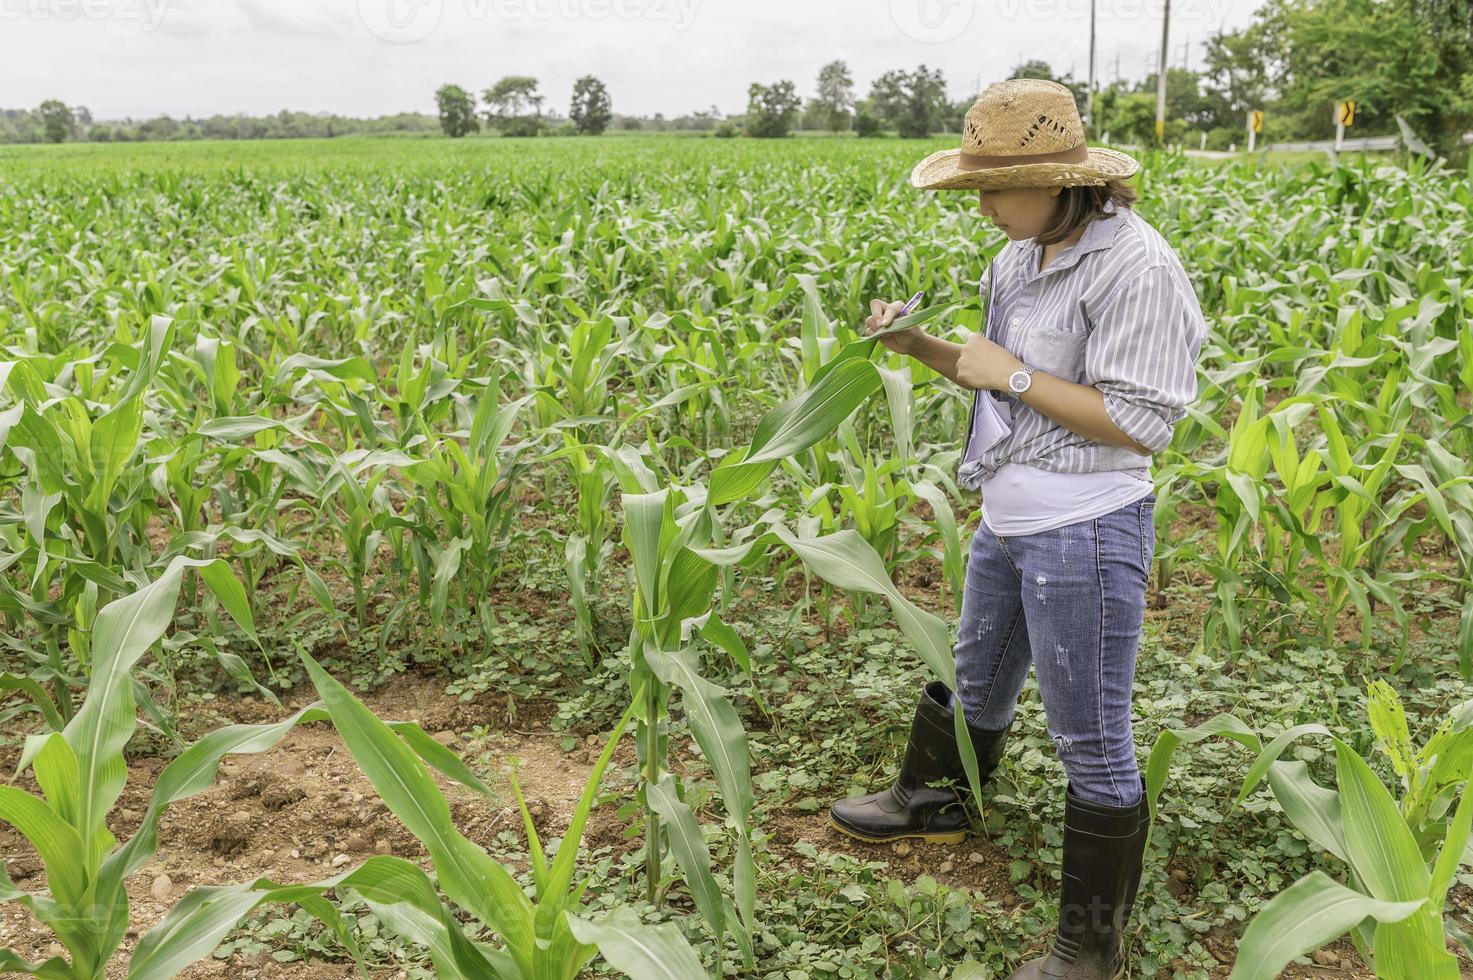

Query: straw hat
[911,78,1139,191]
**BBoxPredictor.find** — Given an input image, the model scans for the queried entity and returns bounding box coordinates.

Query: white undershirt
[980,462,1153,536]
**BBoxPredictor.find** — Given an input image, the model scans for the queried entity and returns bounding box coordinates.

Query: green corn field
[1,135,1472,978]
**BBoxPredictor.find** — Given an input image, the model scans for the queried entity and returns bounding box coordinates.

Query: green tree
[1010,59,1057,79]
[435,84,479,138]
[1365,0,1471,152]
[482,76,545,136]
[1139,68,1226,133]
[1205,0,1472,152]
[745,80,801,138]
[1103,90,1165,145]
[869,71,906,129]
[38,100,73,143]
[569,75,613,135]
[868,66,950,139]
[814,60,855,131]
[1006,60,1089,121]
[1202,27,1273,117]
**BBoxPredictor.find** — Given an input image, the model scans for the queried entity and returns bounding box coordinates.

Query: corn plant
[1,557,687,979]
[602,304,993,972]
[378,336,464,446]
[831,421,916,572]
[1391,439,1473,675]
[1141,465,1194,606]
[402,376,534,637]
[150,331,248,552]
[315,453,409,629]
[564,446,616,666]
[173,653,706,980]
[1145,680,1473,977]
[0,556,299,979]
[1,317,172,577]
[1193,383,1461,661]
[529,315,624,428]
[0,318,279,727]
[609,473,751,961]
[1309,408,1418,646]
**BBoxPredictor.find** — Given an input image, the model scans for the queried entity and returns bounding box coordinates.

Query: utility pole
[1113,52,1121,86]
[1154,0,1171,142]
[1086,0,1097,136]
[1180,38,1190,70]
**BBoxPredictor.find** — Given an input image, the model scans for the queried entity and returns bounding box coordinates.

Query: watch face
[1009,371,1029,392]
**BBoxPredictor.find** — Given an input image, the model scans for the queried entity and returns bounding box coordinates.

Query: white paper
[963,390,1012,461]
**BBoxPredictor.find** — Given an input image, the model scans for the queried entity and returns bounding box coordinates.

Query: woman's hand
[955,333,1023,391]
[864,298,921,354]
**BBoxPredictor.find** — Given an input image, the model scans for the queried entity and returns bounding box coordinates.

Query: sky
[3,0,1268,121]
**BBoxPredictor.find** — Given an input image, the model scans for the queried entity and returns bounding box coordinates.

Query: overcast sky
[4,0,1266,120]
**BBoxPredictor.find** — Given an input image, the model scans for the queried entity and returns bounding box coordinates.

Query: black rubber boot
[827,680,1010,845]
[1005,777,1151,980]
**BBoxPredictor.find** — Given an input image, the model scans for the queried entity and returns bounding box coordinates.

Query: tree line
[0,105,438,144]
[429,64,956,141]
[434,75,613,137]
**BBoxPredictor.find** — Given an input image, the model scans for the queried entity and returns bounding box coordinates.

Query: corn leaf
[646,773,726,950]
[300,651,539,972]
[565,907,708,980]
[1229,870,1425,980]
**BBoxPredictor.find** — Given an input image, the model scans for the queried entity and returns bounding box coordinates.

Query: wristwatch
[1007,363,1037,395]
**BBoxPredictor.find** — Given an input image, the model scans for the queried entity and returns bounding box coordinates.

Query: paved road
[1114,130,1472,157]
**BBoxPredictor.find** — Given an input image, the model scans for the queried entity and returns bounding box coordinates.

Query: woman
[828,79,1207,980]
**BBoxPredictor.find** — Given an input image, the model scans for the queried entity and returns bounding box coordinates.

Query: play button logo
[890,0,974,43]
[358,0,444,43]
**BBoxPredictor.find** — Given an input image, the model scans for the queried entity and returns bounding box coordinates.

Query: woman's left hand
[955,333,1023,391]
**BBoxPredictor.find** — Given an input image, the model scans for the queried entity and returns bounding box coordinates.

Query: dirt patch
[767,806,1018,899]
[0,676,592,978]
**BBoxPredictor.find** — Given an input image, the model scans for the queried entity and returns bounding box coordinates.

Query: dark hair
[1035,179,1138,246]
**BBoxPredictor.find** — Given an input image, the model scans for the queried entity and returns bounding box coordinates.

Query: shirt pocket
[1023,321,1089,382]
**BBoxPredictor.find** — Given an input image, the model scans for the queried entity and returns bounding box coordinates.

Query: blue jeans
[951,492,1155,807]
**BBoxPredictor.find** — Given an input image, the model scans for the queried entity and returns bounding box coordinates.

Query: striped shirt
[957,198,1207,491]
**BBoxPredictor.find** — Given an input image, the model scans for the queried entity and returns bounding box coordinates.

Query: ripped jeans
[951,492,1155,807]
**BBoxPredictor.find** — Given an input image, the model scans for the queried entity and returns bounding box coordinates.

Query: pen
[898,290,924,316]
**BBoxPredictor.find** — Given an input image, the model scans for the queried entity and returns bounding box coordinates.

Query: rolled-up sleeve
[1085,263,1205,453]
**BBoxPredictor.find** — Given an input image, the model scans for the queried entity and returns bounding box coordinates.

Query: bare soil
[0,676,631,978]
